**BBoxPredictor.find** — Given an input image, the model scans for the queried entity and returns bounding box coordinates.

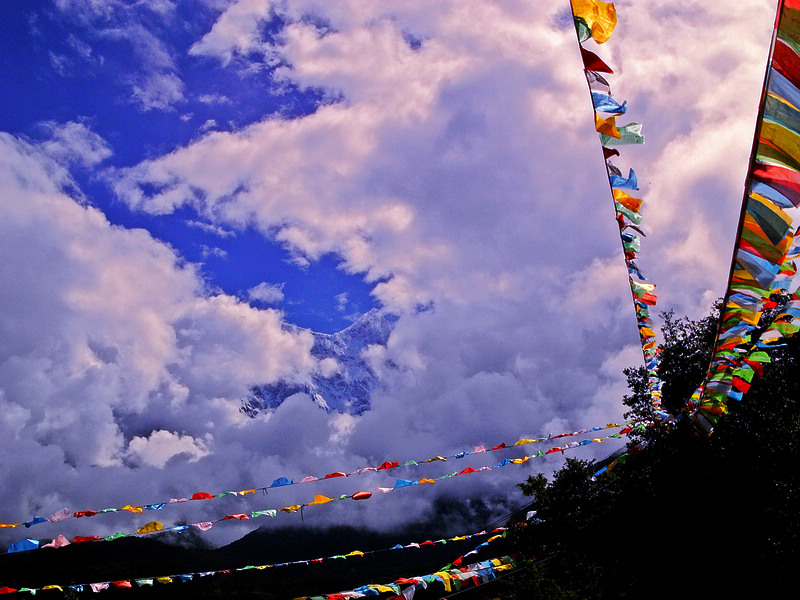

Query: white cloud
[198,93,232,104]
[188,0,274,65]
[127,430,211,468]
[48,51,72,76]
[0,128,323,538]
[247,281,285,304]
[105,1,775,486]
[130,71,186,112]
[199,118,219,132]
[66,33,95,61]
[334,292,348,312]
[54,1,186,110]
[38,120,112,168]
[187,219,235,237]
[201,244,228,259]
[0,0,781,544]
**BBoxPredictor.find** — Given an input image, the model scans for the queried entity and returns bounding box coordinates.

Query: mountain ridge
[243,309,397,416]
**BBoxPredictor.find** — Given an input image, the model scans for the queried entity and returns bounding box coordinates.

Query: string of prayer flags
[690,0,800,432]
[0,528,509,595]
[569,0,665,419]
[305,555,520,600]
[0,421,628,531]
[5,428,628,554]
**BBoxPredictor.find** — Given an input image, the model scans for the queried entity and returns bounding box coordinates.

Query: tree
[501,304,800,599]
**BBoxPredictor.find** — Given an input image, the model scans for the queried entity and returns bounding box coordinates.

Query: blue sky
[0,0,376,332]
[0,0,779,547]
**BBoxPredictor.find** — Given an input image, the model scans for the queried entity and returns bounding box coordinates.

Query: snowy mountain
[243,309,397,416]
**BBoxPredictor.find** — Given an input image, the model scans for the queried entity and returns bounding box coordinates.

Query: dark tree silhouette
[501,304,800,599]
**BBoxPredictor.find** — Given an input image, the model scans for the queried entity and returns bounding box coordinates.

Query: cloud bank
[0,0,776,547]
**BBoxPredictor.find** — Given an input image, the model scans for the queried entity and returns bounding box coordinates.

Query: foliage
[501,305,800,599]
[623,305,719,424]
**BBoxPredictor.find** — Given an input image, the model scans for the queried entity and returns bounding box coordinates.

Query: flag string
[3,426,632,556]
[1,422,633,532]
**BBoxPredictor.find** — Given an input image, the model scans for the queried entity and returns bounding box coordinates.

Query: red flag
[72,536,102,543]
[752,163,800,207]
[640,292,657,306]
[602,147,620,159]
[580,47,614,73]
[732,377,751,393]
[773,37,800,87]
[743,359,765,378]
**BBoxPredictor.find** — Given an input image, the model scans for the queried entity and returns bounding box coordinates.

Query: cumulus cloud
[248,281,285,304]
[127,430,211,468]
[106,0,773,530]
[188,0,274,65]
[37,120,112,168]
[0,0,780,548]
[0,128,323,542]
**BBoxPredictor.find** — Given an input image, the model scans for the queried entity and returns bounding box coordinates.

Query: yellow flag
[595,113,621,138]
[571,0,617,44]
[760,121,800,168]
[435,574,452,593]
[613,189,643,213]
[121,505,143,514]
[732,308,762,326]
[309,495,332,505]
[136,521,163,534]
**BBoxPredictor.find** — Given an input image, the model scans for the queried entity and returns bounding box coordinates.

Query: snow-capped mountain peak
[243,309,396,416]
